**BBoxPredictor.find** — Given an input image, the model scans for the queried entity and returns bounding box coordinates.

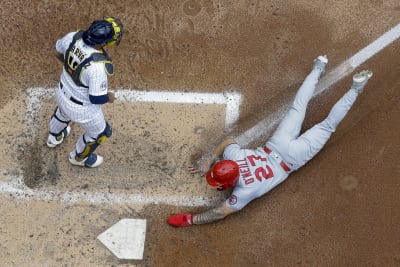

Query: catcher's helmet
[82,17,123,47]
[206,160,239,191]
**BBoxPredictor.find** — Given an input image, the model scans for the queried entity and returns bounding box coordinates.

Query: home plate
[97,218,147,260]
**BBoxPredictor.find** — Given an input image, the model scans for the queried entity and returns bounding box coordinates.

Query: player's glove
[167,213,193,227]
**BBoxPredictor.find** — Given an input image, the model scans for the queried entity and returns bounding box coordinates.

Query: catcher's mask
[83,17,123,47]
[206,160,239,191]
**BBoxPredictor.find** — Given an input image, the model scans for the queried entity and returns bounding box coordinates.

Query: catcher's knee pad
[75,123,112,161]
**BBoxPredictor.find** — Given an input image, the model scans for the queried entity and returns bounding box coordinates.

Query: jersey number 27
[247,155,274,181]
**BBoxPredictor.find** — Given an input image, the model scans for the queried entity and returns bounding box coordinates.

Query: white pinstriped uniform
[224,67,362,211]
[49,31,110,156]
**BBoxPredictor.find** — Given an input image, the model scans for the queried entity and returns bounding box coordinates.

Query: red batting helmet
[206,160,239,191]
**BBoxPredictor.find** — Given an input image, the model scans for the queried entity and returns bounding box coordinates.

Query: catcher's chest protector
[64,31,114,88]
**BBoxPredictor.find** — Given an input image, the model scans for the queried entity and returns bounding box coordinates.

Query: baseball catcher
[168,55,373,226]
[47,17,123,167]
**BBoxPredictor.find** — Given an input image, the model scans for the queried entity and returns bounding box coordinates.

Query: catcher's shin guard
[48,107,71,147]
[74,122,112,162]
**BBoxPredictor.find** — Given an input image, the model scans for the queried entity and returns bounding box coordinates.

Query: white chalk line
[236,23,400,147]
[0,176,221,206]
[115,89,242,130]
[27,88,242,131]
[2,88,239,207]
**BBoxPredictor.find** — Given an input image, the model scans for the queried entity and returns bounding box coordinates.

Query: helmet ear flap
[103,16,123,46]
[206,160,239,190]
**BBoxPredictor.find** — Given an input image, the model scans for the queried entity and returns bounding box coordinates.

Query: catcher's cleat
[351,70,373,93]
[69,152,103,168]
[47,126,71,148]
[312,55,328,77]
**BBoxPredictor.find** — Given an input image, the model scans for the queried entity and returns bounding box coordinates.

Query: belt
[60,82,83,105]
[263,147,291,172]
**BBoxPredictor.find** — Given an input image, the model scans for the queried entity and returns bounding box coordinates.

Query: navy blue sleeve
[89,94,109,104]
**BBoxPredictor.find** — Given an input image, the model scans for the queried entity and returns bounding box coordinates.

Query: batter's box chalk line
[1,87,241,207]
[0,175,223,206]
[26,88,242,132]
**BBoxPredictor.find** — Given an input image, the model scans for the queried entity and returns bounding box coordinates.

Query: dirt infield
[1,1,400,266]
